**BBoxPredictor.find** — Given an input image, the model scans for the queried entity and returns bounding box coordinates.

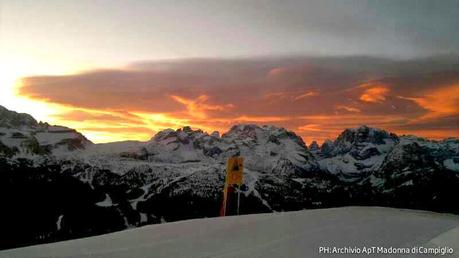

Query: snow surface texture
[1,207,458,258]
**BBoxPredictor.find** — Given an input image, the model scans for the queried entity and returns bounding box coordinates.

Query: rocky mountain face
[0,106,91,158]
[0,105,458,249]
[315,126,399,180]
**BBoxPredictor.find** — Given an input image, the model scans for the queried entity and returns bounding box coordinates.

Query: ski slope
[1,207,458,258]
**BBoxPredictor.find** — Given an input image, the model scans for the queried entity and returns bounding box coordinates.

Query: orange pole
[220,183,229,216]
[221,184,236,216]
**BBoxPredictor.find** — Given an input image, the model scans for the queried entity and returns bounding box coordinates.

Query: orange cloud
[16,57,459,143]
[298,124,323,132]
[359,83,390,103]
[263,92,289,101]
[264,91,318,102]
[233,115,289,122]
[171,95,234,119]
[336,105,361,113]
[400,84,459,120]
[294,91,319,101]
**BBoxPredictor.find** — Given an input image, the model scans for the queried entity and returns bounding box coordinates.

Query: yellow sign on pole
[226,156,244,185]
[221,156,244,216]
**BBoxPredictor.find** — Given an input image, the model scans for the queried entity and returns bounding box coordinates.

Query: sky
[1,0,458,143]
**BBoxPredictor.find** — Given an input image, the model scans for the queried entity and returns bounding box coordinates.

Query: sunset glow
[14,60,459,144]
[1,55,458,144]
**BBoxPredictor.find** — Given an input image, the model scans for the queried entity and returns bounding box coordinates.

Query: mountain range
[0,105,458,250]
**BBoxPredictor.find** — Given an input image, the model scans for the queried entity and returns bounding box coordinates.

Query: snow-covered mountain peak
[222,124,262,142]
[335,125,398,146]
[332,125,398,156]
[210,131,220,138]
[222,124,306,148]
[117,124,317,174]
[0,105,38,128]
[0,106,92,159]
[151,126,209,146]
[317,126,400,178]
[396,135,459,172]
[319,139,334,156]
[141,127,217,163]
[218,124,317,173]
[309,141,320,153]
